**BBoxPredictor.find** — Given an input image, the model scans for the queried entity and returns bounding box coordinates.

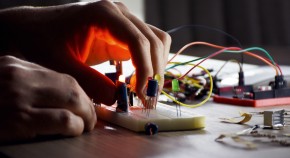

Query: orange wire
[168,41,279,75]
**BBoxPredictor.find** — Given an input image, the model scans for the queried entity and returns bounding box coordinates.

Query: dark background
[0,0,78,9]
[1,0,289,65]
[145,0,290,65]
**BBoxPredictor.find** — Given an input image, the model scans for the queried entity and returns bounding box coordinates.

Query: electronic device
[95,102,205,135]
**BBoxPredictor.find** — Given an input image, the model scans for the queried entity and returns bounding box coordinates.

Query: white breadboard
[95,103,205,132]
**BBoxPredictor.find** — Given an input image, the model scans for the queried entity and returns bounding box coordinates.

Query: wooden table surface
[1,100,290,158]
[1,55,290,158]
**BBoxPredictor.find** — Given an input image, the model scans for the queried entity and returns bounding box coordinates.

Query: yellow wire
[183,77,203,89]
[161,63,213,108]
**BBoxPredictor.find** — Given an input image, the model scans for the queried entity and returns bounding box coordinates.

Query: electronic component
[263,109,289,128]
[172,79,181,116]
[144,122,159,135]
[220,109,290,129]
[106,60,123,83]
[116,75,129,112]
[238,71,245,86]
[144,79,159,116]
[213,75,290,107]
[95,102,205,132]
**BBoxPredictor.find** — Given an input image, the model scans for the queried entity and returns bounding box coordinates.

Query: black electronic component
[238,71,245,86]
[129,92,134,106]
[146,79,159,97]
[105,72,117,83]
[274,75,287,89]
[116,80,129,112]
[216,85,253,98]
[144,122,158,135]
[252,88,290,100]
[144,79,159,116]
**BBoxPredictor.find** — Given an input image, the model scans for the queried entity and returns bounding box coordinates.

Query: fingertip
[61,111,84,136]
[30,109,85,137]
[85,100,97,132]
[61,58,118,105]
[135,71,147,103]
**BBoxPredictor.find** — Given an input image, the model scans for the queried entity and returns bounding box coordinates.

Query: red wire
[178,47,241,80]
[168,41,282,76]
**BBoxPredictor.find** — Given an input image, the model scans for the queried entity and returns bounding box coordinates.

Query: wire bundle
[162,41,282,108]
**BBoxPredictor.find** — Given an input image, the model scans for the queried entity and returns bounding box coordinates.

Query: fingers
[0,108,87,142]
[54,56,117,105]
[85,1,171,101]
[114,2,163,99]
[30,108,85,136]
[113,2,171,93]
[84,1,153,101]
[148,25,172,90]
[29,67,98,129]
[85,33,131,65]
[0,57,97,137]
[148,25,171,67]
[114,2,165,74]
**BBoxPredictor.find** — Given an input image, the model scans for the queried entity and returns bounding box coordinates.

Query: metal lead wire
[144,79,159,117]
[173,92,181,117]
[144,96,157,117]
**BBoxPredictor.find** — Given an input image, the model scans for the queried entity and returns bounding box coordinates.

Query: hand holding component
[0,0,171,105]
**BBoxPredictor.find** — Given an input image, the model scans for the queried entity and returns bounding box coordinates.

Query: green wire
[166,47,276,71]
[166,56,207,71]
[224,47,276,65]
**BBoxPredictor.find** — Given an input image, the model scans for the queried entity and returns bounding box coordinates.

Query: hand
[0,56,96,143]
[1,0,171,104]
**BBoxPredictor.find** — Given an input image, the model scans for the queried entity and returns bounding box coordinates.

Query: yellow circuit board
[95,102,205,132]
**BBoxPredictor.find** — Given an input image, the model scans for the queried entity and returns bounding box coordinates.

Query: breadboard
[95,103,205,132]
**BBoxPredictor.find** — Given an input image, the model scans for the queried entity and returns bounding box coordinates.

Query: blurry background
[145,0,290,65]
[1,0,289,65]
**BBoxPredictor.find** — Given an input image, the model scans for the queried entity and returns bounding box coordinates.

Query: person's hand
[0,56,96,143]
[1,0,171,104]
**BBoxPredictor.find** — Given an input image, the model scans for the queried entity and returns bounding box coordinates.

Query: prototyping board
[213,95,290,107]
[95,103,205,132]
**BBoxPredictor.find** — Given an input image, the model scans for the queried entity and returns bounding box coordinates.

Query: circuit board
[95,102,205,132]
[213,95,290,107]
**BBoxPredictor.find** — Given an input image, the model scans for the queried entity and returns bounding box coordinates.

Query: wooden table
[2,54,290,158]
[1,101,290,158]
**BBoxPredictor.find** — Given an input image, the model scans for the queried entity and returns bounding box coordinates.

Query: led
[172,79,181,116]
[172,79,180,92]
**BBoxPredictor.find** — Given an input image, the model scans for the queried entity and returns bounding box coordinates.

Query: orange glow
[68,26,130,64]
[129,74,137,92]
[94,28,128,50]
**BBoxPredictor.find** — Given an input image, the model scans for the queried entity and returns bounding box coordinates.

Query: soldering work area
[91,26,290,149]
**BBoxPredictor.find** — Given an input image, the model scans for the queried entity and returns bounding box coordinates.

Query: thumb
[54,56,117,106]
